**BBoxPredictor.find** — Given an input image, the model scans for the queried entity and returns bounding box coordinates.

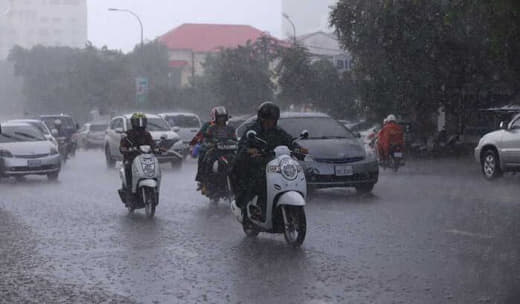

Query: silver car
[104,114,183,169]
[474,113,520,179]
[0,122,61,180]
[158,112,202,157]
[237,112,379,193]
[78,122,108,149]
[7,119,58,147]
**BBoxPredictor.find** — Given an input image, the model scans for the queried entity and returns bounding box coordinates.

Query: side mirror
[51,129,58,136]
[246,130,257,140]
[172,126,181,133]
[115,127,124,134]
[300,130,309,140]
[160,135,167,140]
[499,121,507,130]
[354,132,361,138]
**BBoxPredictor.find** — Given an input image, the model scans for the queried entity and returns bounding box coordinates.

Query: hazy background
[87,0,283,52]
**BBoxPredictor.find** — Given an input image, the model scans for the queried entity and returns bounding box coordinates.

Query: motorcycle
[117,143,161,218]
[386,144,404,172]
[202,139,237,204]
[56,136,69,163]
[230,130,308,247]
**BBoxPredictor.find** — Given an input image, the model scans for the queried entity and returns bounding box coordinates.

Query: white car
[158,112,202,157]
[0,122,61,180]
[104,114,183,168]
[78,122,108,149]
[8,119,58,147]
[474,113,520,179]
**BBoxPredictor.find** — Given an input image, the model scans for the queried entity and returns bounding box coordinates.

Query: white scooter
[118,144,161,218]
[230,130,308,246]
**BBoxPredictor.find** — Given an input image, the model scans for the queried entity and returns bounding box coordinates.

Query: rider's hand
[297,147,309,155]
[248,148,261,158]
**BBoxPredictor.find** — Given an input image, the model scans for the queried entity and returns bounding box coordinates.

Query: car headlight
[50,147,59,155]
[0,150,13,158]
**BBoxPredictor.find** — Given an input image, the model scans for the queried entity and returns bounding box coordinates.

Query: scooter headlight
[280,158,299,180]
[141,158,156,177]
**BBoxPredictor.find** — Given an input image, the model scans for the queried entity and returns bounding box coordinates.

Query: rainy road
[1,150,520,304]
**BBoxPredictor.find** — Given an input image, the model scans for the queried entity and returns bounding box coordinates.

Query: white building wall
[281,0,338,38]
[0,0,87,59]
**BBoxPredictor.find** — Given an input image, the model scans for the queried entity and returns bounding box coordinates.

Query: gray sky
[88,0,282,52]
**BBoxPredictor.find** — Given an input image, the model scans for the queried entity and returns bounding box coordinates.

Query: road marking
[446,229,493,240]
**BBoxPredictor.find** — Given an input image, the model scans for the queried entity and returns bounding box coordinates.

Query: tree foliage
[331,0,520,130]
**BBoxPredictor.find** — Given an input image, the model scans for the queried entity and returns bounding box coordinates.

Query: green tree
[199,36,277,113]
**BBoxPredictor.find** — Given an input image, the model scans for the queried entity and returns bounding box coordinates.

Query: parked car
[7,119,58,147]
[0,122,61,180]
[237,112,379,193]
[78,121,108,149]
[474,113,520,179]
[158,112,201,157]
[104,114,183,169]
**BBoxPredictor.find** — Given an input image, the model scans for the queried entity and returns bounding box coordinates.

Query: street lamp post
[282,13,296,44]
[108,8,144,51]
[108,8,147,106]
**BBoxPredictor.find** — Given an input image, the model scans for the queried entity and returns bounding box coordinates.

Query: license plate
[27,160,42,167]
[335,165,353,176]
[393,152,403,158]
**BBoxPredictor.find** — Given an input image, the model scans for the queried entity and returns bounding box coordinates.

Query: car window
[127,117,170,132]
[279,117,355,139]
[90,124,108,132]
[164,115,200,128]
[110,118,123,130]
[0,125,46,143]
[511,118,520,129]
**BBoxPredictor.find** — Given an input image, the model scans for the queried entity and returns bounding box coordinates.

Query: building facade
[281,0,338,39]
[0,0,87,59]
[296,31,351,73]
[159,23,277,87]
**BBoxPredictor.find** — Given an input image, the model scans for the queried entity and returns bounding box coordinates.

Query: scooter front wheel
[282,206,306,247]
[142,187,157,218]
[242,219,259,237]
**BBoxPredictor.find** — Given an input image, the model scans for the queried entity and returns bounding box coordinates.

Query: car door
[108,117,124,157]
[500,116,520,166]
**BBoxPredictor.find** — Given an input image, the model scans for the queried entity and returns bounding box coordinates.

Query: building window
[336,59,344,69]
[345,60,349,70]
[52,17,62,23]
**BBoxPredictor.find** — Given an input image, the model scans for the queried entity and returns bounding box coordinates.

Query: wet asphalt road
[1,150,520,304]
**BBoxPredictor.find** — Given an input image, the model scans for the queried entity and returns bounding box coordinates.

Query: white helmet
[386,114,397,123]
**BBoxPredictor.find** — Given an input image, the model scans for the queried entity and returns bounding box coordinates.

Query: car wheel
[47,172,59,181]
[481,149,502,180]
[105,145,115,168]
[355,183,375,194]
[171,160,183,169]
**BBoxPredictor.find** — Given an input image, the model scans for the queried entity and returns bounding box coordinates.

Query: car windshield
[41,116,75,129]
[279,117,355,139]
[0,125,46,143]
[164,115,200,128]
[90,124,107,132]
[129,117,170,132]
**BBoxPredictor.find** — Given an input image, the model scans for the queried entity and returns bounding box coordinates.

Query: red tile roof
[159,23,274,53]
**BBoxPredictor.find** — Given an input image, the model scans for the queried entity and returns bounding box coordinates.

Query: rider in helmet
[232,102,307,220]
[119,113,156,203]
[201,106,236,191]
[377,114,404,162]
[190,107,219,189]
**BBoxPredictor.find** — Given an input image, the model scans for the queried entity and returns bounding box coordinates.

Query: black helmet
[257,102,280,122]
[130,112,147,130]
[213,106,229,122]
